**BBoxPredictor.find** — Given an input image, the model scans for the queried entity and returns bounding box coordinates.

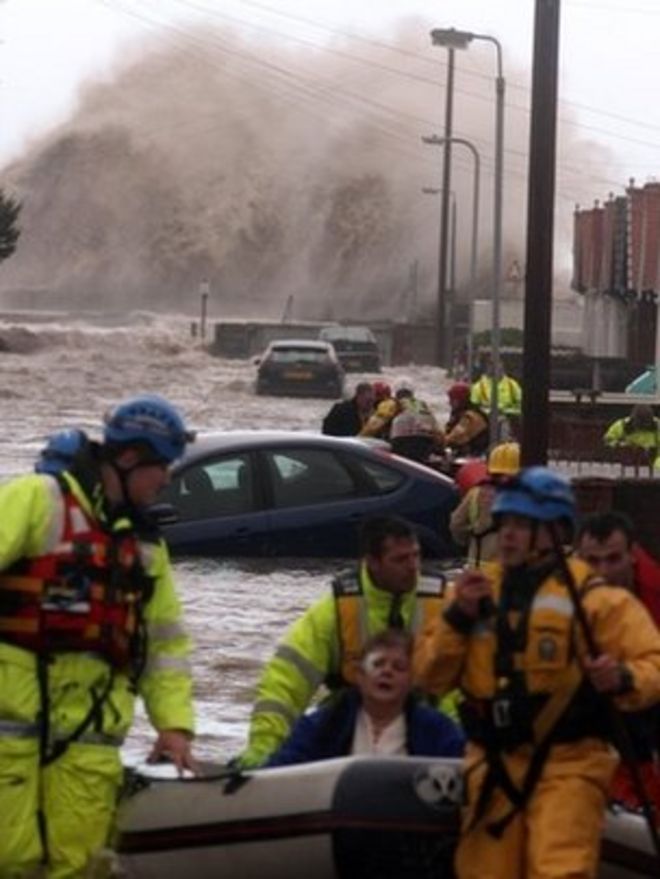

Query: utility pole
[521,0,562,466]
[436,48,455,368]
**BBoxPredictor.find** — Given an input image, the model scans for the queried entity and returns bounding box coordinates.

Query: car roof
[178,430,455,487]
[267,339,332,350]
[185,430,377,458]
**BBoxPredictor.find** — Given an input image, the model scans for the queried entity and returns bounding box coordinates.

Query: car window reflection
[266,448,357,509]
[162,454,254,520]
[356,458,405,494]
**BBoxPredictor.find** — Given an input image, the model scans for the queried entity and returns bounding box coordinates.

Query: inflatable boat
[111,756,658,879]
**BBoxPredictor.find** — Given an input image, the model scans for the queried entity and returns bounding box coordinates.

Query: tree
[0,190,21,263]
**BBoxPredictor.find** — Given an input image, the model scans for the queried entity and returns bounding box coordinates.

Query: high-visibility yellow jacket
[470,375,522,415]
[414,557,660,714]
[241,563,447,767]
[0,472,194,748]
[603,417,660,451]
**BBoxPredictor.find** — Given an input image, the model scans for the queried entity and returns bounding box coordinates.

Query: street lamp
[431,27,505,447]
[422,135,480,380]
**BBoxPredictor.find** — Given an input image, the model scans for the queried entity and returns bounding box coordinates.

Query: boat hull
[112,756,658,879]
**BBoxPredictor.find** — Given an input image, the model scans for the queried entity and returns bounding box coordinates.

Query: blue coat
[266,690,465,767]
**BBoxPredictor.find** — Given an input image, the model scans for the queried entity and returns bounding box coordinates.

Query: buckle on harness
[492,696,512,729]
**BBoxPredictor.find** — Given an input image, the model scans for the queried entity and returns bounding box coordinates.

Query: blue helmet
[103,395,194,463]
[35,429,88,475]
[492,466,576,528]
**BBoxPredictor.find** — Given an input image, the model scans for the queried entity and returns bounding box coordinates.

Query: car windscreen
[269,349,328,363]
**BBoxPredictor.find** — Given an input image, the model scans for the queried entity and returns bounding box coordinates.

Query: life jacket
[459,558,607,738]
[0,478,154,672]
[329,568,446,688]
[458,557,611,837]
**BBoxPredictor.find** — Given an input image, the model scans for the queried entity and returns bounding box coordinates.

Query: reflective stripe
[531,594,574,617]
[144,655,191,674]
[55,731,124,748]
[148,621,187,641]
[252,699,298,726]
[275,644,324,689]
[0,720,123,747]
[0,719,39,737]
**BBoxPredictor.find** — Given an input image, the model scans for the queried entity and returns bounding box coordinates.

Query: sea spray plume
[0,16,620,316]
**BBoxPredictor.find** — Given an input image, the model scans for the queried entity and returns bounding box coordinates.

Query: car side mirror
[148,503,181,527]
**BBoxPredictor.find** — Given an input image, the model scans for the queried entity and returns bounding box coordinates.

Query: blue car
[155,431,459,558]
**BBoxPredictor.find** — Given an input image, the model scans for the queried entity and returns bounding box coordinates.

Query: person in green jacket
[239,515,451,769]
[603,404,660,453]
[0,394,197,879]
[470,362,522,416]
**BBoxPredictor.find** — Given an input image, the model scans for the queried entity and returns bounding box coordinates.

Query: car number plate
[284,370,313,380]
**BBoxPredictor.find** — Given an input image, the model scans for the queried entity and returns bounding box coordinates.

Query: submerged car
[255,339,344,398]
[319,325,382,372]
[154,431,458,558]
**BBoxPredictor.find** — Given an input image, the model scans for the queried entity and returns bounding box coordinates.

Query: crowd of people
[321,367,521,467]
[2,390,660,879]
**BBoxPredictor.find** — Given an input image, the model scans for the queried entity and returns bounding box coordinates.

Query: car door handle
[231,526,253,536]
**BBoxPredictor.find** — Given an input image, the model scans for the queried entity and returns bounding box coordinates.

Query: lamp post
[431,27,505,446]
[422,135,480,379]
[429,46,457,369]
[422,186,458,353]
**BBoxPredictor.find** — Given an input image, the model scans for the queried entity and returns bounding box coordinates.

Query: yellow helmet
[487,442,520,476]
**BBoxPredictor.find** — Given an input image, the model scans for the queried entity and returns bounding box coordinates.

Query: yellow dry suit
[414,556,660,879]
[0,472,194,879]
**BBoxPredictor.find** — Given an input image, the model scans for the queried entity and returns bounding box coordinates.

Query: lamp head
[430,28,474,50]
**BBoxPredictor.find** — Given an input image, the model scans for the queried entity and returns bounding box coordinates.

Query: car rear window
[265,448,357,508]
[269,348,328,364]
[357,458,405,494]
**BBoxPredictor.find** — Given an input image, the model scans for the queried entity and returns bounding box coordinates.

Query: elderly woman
[264,629,464,766]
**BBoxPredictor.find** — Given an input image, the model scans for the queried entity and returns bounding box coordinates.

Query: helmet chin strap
[107,456,160,517]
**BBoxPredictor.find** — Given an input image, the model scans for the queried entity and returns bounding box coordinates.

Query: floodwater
[0,310,450,764]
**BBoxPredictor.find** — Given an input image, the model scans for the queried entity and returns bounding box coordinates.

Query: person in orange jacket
[577,511,660,820]
[450,443,520,565]
[414,468,660,879]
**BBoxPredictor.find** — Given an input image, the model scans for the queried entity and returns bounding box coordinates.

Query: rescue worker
[238,515,450,768]
[389,388,443,463]
[371,380,392,406]
[470,363,522,416]
[450,442,520,565]
[443,382,489,457]
[577,511,660,816]
[359,381,411,440]
[603,404,660,454]
[322,381,374,437]
[0,394,197,879]
[414,467,660,879]
[35,429,88,476]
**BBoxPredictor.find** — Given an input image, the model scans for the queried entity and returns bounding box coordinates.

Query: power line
[92,0,634,203]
